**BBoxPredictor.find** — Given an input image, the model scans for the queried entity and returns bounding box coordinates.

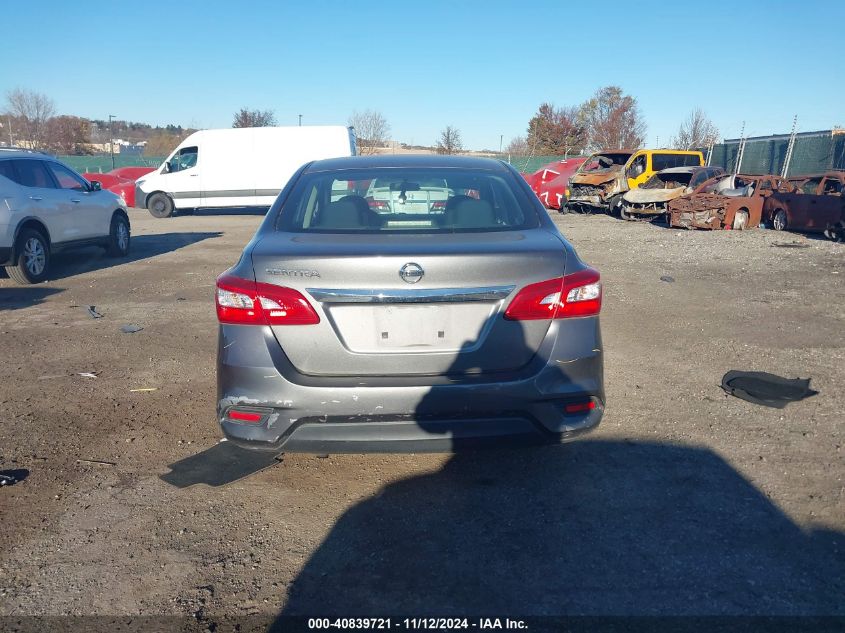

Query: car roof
[0,148,57,161]
[304,154,512,173]
[656,166,704,175]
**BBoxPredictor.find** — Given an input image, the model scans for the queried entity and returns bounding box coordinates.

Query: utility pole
[782,115,798,177]
[298,114,302,127]
[108,114,116,170]
[499,134,503,155]
[733,121,746,175]
[6,116,12,147]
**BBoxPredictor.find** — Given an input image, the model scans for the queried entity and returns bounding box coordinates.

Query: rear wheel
[5,229,50,284]
[772,209,787,231]
[148,192,174,218]
[733,209,749,230]
[106,213,131,257]
[608,195,622,217]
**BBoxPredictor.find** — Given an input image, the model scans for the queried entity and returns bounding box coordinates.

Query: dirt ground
[0,208,842,623]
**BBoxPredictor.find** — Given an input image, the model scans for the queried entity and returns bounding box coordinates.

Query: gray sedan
[215,155,604,452]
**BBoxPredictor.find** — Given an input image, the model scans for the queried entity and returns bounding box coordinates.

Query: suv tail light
[504,268,601,320]
[216,273,320,325]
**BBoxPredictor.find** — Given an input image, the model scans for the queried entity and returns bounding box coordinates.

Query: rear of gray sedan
[215,155,604,452]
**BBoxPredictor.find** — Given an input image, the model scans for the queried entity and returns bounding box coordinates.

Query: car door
[162,145,202,208]
[44,161,107,240]
[10,159,68,243]
[793,177,825,230]
[812,176,844,228]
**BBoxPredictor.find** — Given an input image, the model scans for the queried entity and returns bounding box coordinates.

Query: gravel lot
[0,208,842,621]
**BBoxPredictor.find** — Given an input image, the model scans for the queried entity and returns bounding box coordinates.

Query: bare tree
[505,136,529,155]
[671,108,720,149]
[5,88,56,149]
[45,116,92,154]
[232,108,277,128]
[527,103,587,156]
[348,109,390,155]
[578,86,646,151]
[436,126,463,155]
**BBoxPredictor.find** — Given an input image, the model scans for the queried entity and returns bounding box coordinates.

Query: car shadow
[275,440,844,618]
[179,207,270,217]
[270,316,841,620]
[0,286,63,311]
[44,231,223,281]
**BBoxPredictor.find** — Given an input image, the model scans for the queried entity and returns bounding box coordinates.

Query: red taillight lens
[367,198,390,212]
[227,409,264,422]
[564,400,597,414]
[216,273,320,326]
[504,268,601,321]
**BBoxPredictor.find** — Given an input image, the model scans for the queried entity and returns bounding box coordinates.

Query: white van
[135,126,356,217]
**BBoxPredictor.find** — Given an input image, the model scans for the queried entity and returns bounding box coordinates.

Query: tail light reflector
[216,273,320,325]
[227,409,264,423]
[564,400,597,414]
[504,268,601,320]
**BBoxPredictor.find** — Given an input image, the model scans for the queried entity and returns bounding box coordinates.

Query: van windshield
[580,152,633,172]
[276,168,540,233]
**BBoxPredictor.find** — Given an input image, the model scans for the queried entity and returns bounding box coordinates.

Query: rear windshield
[275,168,540,233]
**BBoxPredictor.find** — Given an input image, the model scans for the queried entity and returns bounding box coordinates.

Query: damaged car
[765,171,845,241]
[567,149,703,215]
[668,173,790,230]
[621,166,726,221]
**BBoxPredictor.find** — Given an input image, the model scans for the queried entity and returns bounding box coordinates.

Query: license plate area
[324,303,498,354]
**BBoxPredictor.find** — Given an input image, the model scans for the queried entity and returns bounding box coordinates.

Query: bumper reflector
[564,400,597,414]
[227,409,265,423]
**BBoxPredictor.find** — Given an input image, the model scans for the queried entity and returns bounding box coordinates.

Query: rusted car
[765,171,845,241]
[621,166,725,221]
[668,173,791,230]
[567,150,633,213]
[567,149,703,214]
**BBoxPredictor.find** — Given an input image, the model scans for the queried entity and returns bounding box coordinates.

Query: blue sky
[1,0,843,150]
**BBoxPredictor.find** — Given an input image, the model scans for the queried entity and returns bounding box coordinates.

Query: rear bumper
[216,322,604,453]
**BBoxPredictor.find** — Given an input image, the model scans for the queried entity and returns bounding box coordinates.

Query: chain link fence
[706,130,845,177]
[58,154,165,174]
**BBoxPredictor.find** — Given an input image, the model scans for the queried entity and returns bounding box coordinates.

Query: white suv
[0,150,130,284]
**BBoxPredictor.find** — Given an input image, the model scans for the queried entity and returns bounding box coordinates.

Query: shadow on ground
[44,231,222,281]
[274,440,844,617]
[0,286,63,311]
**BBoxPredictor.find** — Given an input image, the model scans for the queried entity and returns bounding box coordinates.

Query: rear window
[275,168,540,233]
[0,160,15,183]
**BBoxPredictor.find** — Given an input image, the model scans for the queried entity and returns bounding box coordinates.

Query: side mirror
[162,162,171,174]
[90,180,102,191]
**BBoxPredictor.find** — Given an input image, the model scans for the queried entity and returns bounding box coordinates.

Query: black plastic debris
[160,441,282,488]
[87,305,103,318]
[660,275,675,283]
[120,324,143,334]
[0,469,29,487]
[721,371,818,408]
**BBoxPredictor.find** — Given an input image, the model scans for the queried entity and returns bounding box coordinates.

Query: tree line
[508,85,720,156]
[2,88,196,156]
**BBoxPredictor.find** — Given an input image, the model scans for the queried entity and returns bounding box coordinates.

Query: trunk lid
[251,229,567,377]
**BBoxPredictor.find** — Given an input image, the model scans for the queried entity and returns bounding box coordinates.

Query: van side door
[626,153,649,190]
[162,145,202,209]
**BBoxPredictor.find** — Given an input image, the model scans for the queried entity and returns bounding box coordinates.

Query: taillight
[216,273,320,325]
[367,198,390,212]
[504,268,601,320]
[430,201,446,211]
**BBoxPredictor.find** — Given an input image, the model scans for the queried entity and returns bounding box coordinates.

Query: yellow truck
[566,149,704,214]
